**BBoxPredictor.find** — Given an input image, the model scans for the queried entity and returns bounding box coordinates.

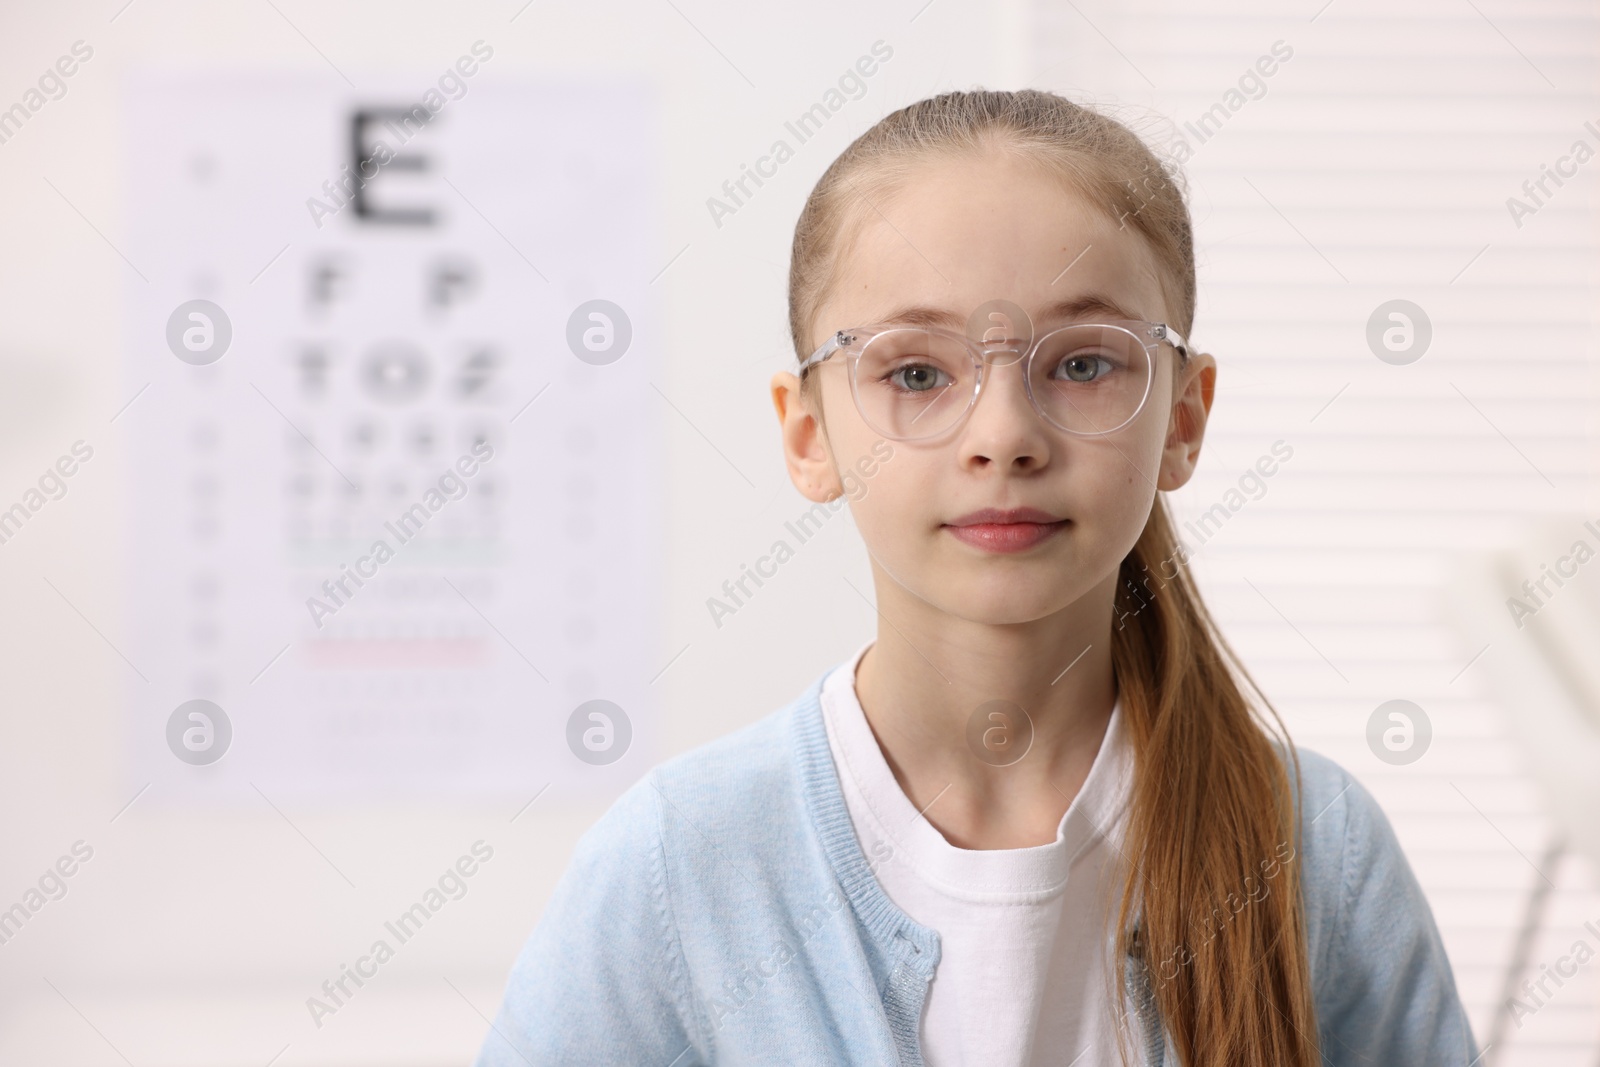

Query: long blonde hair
[787,89,1317,1067]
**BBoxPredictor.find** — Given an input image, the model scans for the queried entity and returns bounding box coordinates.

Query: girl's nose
[958,357,1049,469]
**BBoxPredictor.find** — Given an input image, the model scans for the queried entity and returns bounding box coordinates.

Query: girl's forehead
[821,157,1169,329]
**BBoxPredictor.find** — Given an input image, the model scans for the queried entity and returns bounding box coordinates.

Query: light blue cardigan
[473,662,1480,1065]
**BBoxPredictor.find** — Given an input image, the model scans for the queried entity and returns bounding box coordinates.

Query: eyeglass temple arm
[1150,323,1190,361]
[799,331,852,373]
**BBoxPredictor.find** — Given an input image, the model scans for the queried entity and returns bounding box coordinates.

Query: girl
[474,90,1477,1066]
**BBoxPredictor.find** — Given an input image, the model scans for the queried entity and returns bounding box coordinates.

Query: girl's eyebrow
[876,294,1145,329]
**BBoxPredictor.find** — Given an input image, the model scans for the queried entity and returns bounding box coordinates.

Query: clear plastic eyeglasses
[798,318,1190,442]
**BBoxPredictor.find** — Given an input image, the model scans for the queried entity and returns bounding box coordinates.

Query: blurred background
[0,1,1595,1064]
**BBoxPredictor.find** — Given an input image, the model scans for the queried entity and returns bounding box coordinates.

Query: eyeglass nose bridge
[976,338,1029,369]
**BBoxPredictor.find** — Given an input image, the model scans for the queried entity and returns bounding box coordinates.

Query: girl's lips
[943,519,1068,553]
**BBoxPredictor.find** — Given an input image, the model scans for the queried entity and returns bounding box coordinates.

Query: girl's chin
[921,585,1083,627]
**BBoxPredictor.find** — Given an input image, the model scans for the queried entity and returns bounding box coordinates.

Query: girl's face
[773,151,1214,627]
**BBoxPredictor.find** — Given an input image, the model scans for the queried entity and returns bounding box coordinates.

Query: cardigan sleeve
[1303,755,1481,1066]
[473,773,707,1067]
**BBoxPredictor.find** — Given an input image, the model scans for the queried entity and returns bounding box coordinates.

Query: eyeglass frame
[797,317,1192,441]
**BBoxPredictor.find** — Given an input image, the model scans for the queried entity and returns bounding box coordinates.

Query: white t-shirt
[820,640,1136,1067]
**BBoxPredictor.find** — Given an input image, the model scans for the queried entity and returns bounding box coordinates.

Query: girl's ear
[1157,351,1217,491]
[771,371,844,503]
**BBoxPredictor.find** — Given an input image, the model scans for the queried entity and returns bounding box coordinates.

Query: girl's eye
[1052,353,1116,383]
[887,363,949,393]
